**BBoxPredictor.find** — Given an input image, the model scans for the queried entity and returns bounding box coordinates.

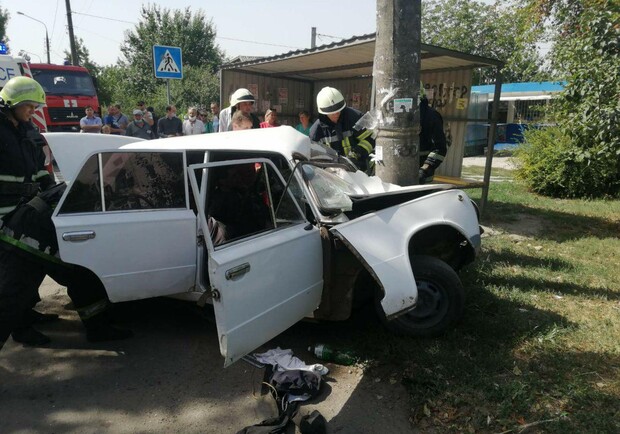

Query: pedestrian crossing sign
[153,45,183,79]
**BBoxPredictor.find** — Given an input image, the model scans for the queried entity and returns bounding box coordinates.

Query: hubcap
[406,279,448,327]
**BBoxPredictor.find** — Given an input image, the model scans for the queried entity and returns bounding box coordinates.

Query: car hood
[44,133,144,183]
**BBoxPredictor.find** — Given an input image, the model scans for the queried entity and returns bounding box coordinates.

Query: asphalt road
[0,278,413,434]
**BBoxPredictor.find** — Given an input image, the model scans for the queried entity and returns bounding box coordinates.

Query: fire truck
[28,63,100,132]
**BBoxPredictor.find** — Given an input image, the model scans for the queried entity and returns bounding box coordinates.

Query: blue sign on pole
[153,45,183,79]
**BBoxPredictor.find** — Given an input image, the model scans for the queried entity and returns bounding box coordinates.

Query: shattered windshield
[302,164,355,212]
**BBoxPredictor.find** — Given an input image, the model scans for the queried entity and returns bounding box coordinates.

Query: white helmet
[230,88,255,106]
[316,87,346,114]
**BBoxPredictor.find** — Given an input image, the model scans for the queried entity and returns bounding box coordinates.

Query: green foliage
[0,4,8,43]
[515,0,620,198]
[421,0,547,84]
[96,5,222,118]
[64,37,100,76]
[515,126,619,197]
[119,4,223,96]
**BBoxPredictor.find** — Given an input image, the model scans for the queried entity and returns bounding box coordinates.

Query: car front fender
[330,189,480,319]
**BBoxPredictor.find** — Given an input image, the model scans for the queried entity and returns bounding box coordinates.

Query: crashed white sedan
[45,127,481,366]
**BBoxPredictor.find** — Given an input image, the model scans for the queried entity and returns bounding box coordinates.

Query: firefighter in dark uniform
[0,77,131,352]
[418,91,448,184]
[309,87,375,173]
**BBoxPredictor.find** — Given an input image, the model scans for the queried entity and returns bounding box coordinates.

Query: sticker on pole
[153,45,183,79]
[393,98,414,113]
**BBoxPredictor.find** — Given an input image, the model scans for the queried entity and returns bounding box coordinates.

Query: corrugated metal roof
[221,33,503,81]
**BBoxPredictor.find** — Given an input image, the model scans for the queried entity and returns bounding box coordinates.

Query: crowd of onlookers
[80,95,313,140]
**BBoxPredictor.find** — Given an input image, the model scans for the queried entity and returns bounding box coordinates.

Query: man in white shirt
[182,107,205,135]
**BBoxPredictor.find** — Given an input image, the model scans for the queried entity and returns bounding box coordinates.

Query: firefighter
[218,88,261,132]
[309,87,375,173]
[0,77,131,351]
[418,88,448,184]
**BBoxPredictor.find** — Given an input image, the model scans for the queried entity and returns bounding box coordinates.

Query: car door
[188,158,323,367]
[53,150,198,303]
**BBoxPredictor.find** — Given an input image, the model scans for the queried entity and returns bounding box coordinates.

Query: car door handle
[225,263,250,280]
[62,230,96,242]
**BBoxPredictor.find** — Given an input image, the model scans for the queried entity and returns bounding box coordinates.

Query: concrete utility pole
[65,0,79,66]
[311,27,317,48]
[373,0,421,185]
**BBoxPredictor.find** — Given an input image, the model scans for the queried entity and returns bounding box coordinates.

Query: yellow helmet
[0,76,46,108]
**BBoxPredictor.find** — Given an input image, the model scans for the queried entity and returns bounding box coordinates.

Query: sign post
[153,45,183,105]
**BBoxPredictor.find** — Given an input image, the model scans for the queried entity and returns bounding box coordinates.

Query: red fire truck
[29,63,99,132]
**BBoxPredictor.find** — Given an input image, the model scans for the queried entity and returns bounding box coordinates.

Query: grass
[353,166,620,433]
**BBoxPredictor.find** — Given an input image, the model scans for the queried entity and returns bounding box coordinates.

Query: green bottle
[309,344,357,366]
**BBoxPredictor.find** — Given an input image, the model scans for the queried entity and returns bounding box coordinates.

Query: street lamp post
[17,11,51,64]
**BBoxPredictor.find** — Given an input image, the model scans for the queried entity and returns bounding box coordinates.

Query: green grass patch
[355,169,620,433]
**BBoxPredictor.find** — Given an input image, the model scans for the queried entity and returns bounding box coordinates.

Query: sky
[4,0,379,66]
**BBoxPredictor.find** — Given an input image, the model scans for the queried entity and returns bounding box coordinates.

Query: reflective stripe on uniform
[0,174,26,183]
[356,129,373,141]
[0,230,66,266]
[343,137,352,155]
[33,170,50,181]
[427,152,445,162]
[357,138,373,154]
[76,298,110,320]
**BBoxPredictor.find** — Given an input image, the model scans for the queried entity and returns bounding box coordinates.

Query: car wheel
[378,255,464,338]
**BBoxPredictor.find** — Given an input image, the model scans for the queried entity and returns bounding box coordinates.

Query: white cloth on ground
[254,347,329,376]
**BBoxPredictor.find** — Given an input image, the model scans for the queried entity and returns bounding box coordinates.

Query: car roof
[121,126,310,156]
[45,126,311,183]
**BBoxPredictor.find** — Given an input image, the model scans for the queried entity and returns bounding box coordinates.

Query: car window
[101,152,185,211]
[58,151,186,214]
[58,154,102,214]
[205,160,306,247]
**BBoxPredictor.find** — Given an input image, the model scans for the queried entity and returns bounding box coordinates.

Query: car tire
[377,255,465,338]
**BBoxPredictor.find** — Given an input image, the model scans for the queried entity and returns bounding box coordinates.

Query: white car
[45,127,481,366]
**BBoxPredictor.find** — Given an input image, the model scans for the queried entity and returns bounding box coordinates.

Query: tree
[0,4,9,44]
[422,0,547,84]
[515,0,620,198]
[119,4,223,95]
[64,37,100,76]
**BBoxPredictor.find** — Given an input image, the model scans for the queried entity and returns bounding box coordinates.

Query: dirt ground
[0,278,414,434]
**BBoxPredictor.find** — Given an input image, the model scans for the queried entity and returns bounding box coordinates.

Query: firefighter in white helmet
[309,87,375,173]
[218,88,261,132]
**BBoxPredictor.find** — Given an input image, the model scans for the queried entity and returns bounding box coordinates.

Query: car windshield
[302,164,355,212]
[31,68,97,96]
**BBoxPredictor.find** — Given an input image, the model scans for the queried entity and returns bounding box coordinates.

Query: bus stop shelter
[220,33,504,212]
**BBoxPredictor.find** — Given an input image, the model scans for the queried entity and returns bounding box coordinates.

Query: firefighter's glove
[419,166,435,184]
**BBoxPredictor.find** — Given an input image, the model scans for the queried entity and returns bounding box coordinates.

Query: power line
[50,0,60,42]
[216,36,303,50]
[72,11,136,25]
[68,12,304,50]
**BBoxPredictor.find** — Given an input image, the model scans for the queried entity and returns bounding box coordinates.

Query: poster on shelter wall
[248,84,258,98]
[351,93,361,109]
[278,88,288,105]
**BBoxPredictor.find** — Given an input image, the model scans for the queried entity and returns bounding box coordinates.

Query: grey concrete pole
[65,0,79,66]
[373,0,421,186]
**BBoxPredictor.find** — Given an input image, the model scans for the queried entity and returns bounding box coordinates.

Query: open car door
[189,158,323,367]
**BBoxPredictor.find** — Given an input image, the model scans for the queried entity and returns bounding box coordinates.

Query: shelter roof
[221,33,504,81]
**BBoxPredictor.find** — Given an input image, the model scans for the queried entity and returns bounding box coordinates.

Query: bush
[515,126,620,198]
[514,1,620,198]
